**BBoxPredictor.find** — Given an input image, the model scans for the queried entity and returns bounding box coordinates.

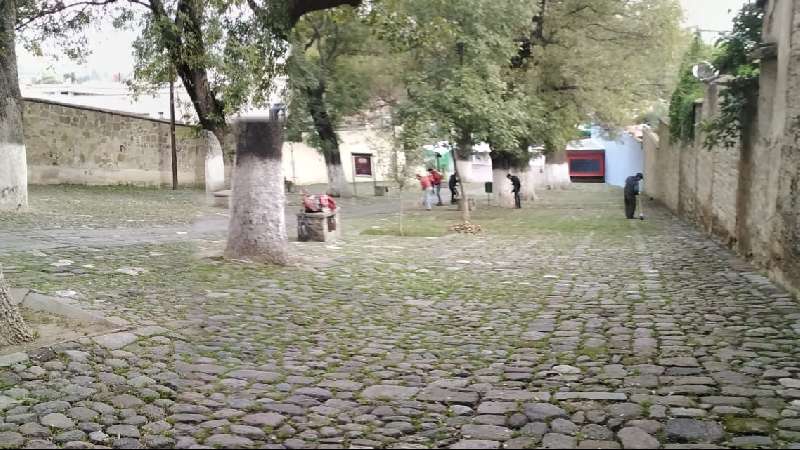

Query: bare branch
[583,22,648,40]
[16,0,147,31]
[288,0,361,27]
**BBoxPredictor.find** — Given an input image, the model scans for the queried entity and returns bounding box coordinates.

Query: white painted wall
[592,128,644,187]
[469,160,492,182]
[543,162,571,189]
[282,127,396,186]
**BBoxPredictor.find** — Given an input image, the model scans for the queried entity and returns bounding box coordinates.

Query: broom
[637,195,645,220]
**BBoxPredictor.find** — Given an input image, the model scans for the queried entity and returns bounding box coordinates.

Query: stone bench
[297,211,341,242]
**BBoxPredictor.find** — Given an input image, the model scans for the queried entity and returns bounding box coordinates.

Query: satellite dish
[692,61,718,81]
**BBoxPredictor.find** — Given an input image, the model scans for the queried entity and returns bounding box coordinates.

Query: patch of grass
[0,184,213,231]
[578,346,608,360]
[723,417,773,434]
[361,221,448,237]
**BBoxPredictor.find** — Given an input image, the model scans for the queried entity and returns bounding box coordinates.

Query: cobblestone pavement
[1,184,799,449]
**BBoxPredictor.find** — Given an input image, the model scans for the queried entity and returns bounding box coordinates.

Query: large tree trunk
[0,270,34,346]
[491,157,515,208]
[455,130,473,222]
[225,119,289,265]
[0,0,28,212]
[150,0,227,145]
[203,130,226,193]
[544,149,571,189]
[490,151,534,208]
[521,167,539,202]
[306,83,352,198]
[324,159,350,197]
[490,168,515,208]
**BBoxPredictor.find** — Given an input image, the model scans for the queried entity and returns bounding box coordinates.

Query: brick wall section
[23,98,207,186]
[643,0,800,295]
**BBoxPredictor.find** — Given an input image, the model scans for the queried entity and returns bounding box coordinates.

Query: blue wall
[591,127,644,188]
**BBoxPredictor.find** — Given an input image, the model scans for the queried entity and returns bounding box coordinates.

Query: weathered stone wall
[641,127,659,198]
[22,97,409,189]
[711,141,740,243]
[642,121,680,212]
[772,0,800,292]
[23,98,207,187]
[644,0,800,295]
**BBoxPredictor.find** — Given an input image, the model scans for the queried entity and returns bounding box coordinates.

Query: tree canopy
[16,0,362,142]
[371,0,683,165]
[285,6,374,145]
[701,2,764,149]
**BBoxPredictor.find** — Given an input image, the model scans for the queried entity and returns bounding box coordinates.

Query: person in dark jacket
[624,173,644,219]
[449,173,459,204]
[507,173,522,209]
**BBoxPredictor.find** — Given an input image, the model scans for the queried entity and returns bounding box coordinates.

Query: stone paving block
[0,352,28,367]
[554,392,628,401]
[485,391,551,402]
[92,332,137,350]
[451,440,500,449]
[665,419,724,443]
[477,402,518,415]
[417,388,480,405]
[618,426,659,449]
[461,425,512,441]
[361,386,419,401]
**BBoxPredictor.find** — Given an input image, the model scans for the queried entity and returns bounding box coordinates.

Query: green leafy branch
[701,3,763,149]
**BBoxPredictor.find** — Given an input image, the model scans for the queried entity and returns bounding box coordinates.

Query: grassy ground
[0,185,216,230]
[352,183,657,239]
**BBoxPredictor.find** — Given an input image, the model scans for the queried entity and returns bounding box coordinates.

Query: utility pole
[170,76,178,190]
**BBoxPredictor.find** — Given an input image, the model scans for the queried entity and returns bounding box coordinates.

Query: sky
[680,0,751,38]
[17,0,751,82]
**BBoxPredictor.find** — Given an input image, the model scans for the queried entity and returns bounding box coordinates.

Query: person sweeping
[507,173,522,209]
[449,173,459,204]
[624,172,644,219]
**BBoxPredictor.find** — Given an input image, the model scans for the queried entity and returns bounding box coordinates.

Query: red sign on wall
[353,154,372,176]
[567,150,605,178]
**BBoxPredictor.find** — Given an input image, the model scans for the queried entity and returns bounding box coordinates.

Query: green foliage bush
[702,3,764,149]
[668,35,709,143]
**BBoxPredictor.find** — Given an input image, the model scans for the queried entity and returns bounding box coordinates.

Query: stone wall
[643,0,800,295]
[23,97,409,189]
[23,98,209,187]
[772,0,800,292]
[642,121,680,212]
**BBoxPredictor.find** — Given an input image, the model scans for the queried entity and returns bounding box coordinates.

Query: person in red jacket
[427,168,444,206]
[416,174,433,210]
